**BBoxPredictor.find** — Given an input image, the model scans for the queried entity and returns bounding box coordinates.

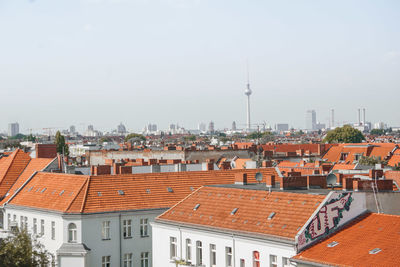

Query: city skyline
[1,0,399,131]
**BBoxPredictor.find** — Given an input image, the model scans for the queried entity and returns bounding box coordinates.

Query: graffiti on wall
[297,192,353,250]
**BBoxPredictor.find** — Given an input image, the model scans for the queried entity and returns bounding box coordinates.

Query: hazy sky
[1,0,399,133]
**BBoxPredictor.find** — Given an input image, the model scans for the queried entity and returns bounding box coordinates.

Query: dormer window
[340,153,348,161]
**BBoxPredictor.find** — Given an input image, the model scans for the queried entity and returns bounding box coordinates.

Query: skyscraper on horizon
[306,110,317,130]
[8,122,19,137]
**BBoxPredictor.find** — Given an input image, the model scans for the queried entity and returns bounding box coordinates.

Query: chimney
[235,173,248,185]
[266,175,275,187]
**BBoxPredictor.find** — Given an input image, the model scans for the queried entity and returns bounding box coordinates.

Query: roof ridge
[79,176,91,213]
[64,177,90,213]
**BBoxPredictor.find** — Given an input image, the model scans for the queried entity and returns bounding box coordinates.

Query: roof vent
[118,190,125,195]
[98,192,102,196]
[231,208,238,215]
[59,190,65,196]
[327,241,339,248]
[167,187,173,193]
[193,204,200,211]
[268,212,276,220]
[146,189,151,194]
[369,248,381,254]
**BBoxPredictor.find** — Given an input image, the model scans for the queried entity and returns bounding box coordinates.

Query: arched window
[68,223,77,243]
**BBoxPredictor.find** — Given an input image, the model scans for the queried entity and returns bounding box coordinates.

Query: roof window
[146,189,151,194]
[327,241,339,248]
[167,187,173,193]
[59,190,65,196]
[118,190,125,195]
[193,204,200,211]
[268,212,276,220]
[41,188,47,193]
[97,192,102,196]
[369,248,381,254]
[190,186,194,191]
[230,208,238,215]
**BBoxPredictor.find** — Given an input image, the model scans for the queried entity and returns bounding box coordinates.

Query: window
[123,219,132,238]
[170,237,177,259]
[253,251,260,267]
[185,239,192,262]
[33,218,37,234]
[123,253,132,267]
[102,255,111,267]
[270,255,277,267]
[13,214,16,222]
[282,257,290,267]
[210,244,216,267]
[140,218,148,237]
[40,219,45,236]
[196,241,203,266]
[24,216,28,230]
[20,216,24,230]
[240,259,245,267]
[340,153,348,161]
[68,223,77,242]
[225,247,232,267]
[51,221,55,240]
[102,221,110,240]
[141,252,149,267]
[7,214,10,229]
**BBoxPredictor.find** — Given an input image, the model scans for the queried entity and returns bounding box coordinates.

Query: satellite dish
[255,172,263,183]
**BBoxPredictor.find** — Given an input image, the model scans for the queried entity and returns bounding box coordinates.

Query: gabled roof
[0,149,31,196]
[292,213,400,267]
[0,158,55,204]
[5,168,279,214]
[156,186,325,240]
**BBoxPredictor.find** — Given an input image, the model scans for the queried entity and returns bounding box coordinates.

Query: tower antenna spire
[244,60,252,131]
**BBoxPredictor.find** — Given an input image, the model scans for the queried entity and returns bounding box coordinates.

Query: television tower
[244,64,252,131]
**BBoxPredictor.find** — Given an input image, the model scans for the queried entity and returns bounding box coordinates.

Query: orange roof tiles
[293,213,400,267]
[157,186,325,240]
[0,158,54,204]
[6,168,279,214]
[332,163,356,170]
[0,149,31,196]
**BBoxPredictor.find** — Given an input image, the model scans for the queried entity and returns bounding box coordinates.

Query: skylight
[230,208,238,215]
[98,192,102,196]
[59,190,65,196]
[327,241,339,248]
[193,204,200,211]
[190,187,194,191]
[167,187,173,193]
[41,188,46,193]
[268,212,276,220]
[369,248,381,254]
[146,189,151,194]
[118,190,125,195]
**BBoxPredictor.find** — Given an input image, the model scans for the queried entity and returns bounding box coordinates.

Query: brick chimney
[235,173,248,185]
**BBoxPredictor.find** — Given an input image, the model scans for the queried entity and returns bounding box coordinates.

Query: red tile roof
[293,213,400,267]
[5,168,279,214]
[0,149,32,196]
[157,186,325,240]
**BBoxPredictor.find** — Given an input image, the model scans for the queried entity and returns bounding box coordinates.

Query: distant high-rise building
[275,124,289,131]
[8,122,19,137]
[117,122,127,134]
[306,110,317,130]
[330,109,335,128]
[232,121,237,131]
[198,123,206,132]
[88,125,94,131]
[69,125,76,134]
[208,121,215,133]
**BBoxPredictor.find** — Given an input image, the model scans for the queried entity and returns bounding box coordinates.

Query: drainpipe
[179,226,183,261]
[232,234,236,267]
[119,214,122,267]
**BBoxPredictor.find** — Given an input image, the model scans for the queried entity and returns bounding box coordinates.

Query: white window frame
[196,241,203,266]
[123,253,132,267]
[140,218,148,237]
[170,236,177,259]
[141,252,149,267]
[270,254,278,267]
[51,221,55,240]
[7,214,10,229]
[225,246,232,267]
[102,255,111,267]
[20,216,24,230]
[282,257,290,267]
[68,223,77,243]
[186,238,192,262]
[33,218,37,235]
[102,221,111,240]
[40,219,45,236]
[123,219,132,238]
[210,244,216,267]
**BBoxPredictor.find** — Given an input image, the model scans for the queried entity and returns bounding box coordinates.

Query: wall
[152,221,295,267]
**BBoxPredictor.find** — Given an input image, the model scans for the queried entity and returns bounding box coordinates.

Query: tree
[26,134,36,142]
[370,129,386,136]
[0,228,53,267]
[358,155,387,166]
[54,131,69,156]
[9,133,26,140]
[323,125,365,143]
[125,133,146,142]
[184,135,196,142]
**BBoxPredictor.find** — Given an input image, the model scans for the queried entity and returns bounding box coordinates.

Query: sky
[0,0,399,133]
